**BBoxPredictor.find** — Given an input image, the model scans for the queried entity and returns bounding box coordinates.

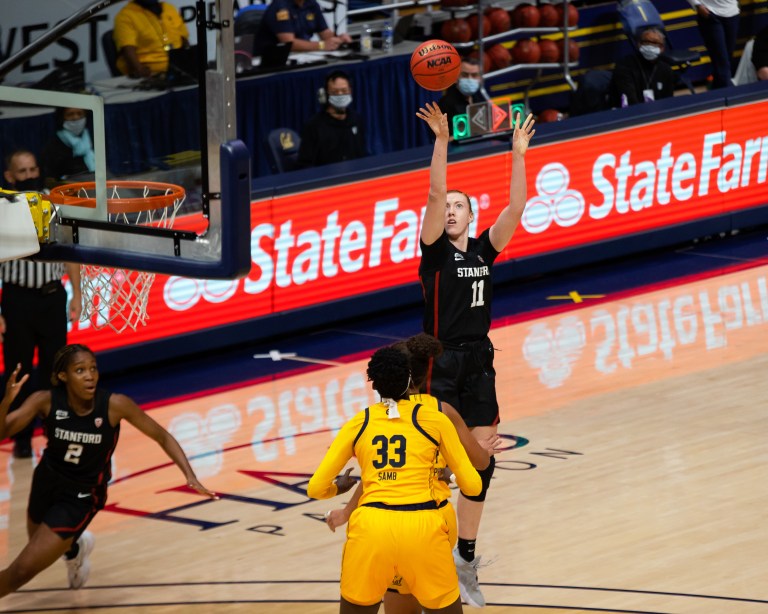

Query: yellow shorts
[340,504,459,609]
[388,501,456,594]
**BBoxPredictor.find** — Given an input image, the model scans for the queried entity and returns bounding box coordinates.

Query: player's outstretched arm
[112,394,218,499]
[0,365,48,441]
[489,112,536,252]
[416,102,449,246]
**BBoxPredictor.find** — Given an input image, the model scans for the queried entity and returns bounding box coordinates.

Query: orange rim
[48,181,185,214]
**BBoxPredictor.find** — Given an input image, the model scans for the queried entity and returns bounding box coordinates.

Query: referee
[0,258,81,458]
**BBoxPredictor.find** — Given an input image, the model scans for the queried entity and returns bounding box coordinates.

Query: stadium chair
[102,30,121,77]
[235,4,267,36]
[266,128,301,173]
[616,0,700,94]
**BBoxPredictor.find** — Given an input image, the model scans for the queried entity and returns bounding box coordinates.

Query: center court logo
[521,163,586,234]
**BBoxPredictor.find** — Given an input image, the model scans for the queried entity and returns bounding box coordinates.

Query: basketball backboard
[0,0,250,279]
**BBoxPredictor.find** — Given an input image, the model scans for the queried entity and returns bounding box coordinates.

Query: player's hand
[416,102,449,140]
[478,433,504,455]
[3,364,30,405]
[324,508,350,532]
[187,477,219,500]
[512,112,535,157]
[438,467,453,484]
[334,467,356,495]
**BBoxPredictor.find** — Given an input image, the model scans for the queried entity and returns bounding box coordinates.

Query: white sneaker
[453,546,486,608]
[65,531,95,589]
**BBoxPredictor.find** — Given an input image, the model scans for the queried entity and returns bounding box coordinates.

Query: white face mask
[63,117,87,136]
[328,94,352,110]
[639,44,662,61]
[457,78,480,96]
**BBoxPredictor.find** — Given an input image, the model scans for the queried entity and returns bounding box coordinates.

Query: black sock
[65,542,80,560]
[458,538,476,562]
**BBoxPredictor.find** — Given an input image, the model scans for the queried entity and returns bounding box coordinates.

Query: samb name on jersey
[54,427,103,445]
[378,470,398,481]
[456,266,489,278]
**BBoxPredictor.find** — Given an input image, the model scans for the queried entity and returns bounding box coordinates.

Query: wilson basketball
[486,7,511,34]
[487,44,512,70]
[513,39,541,64]
[410,40,462,91]
[539,39,560,63]
[557,39,580,62]
[512,4,540,28]
[538,3,559,27]
[441,18,472,44]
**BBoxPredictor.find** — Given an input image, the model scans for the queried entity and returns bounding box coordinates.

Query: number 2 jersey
[307,398,481,505]
[42,387,120,487]
[419,229,500,344]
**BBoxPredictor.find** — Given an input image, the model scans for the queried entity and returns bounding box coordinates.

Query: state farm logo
[522,316,586,388]
[521,163,585,234]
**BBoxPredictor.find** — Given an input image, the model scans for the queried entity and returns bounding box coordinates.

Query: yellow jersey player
[307,346,482,613]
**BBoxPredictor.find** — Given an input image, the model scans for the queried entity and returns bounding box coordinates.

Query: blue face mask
[63,118,87,136]
[457,78,480,96]
[328,94,352,109]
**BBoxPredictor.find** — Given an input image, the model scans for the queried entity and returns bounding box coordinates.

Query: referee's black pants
[1,282,68,445]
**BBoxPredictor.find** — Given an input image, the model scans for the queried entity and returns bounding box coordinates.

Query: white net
[72,183,185,334]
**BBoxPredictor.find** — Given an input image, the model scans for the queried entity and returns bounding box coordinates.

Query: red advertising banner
[39,98,767,357]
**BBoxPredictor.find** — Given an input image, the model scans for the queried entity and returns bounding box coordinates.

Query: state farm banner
[60,98,768,356]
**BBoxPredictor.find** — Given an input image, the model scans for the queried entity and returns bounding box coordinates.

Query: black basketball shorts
[28,460,106,541]
[425,336,499,428]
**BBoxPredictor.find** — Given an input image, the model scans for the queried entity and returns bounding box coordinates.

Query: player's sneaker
[453,546,486,608]
[65,531,95,589]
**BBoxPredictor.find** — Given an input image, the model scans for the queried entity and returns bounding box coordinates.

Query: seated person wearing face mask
[610,27,675,107]
[41,107,96,184]
[297,71,368,168]
[3,150,45,192]
[437,57,487,137]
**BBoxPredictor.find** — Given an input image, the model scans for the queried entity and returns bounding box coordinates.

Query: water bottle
[361,24,373,54]
[382,22,394,54]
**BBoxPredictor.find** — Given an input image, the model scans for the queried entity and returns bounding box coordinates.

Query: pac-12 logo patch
[94,417,103,428]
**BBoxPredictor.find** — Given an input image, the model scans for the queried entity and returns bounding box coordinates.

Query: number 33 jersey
[419,229,500,344]
[307,399,481,505]
[42,387,120,487]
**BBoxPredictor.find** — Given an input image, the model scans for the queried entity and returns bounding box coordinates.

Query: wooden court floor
[2,262,768,613]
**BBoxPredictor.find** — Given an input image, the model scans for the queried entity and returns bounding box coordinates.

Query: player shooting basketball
[415,101,535,608]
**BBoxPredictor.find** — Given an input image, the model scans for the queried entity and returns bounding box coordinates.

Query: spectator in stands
[257,0,352,53]
[752,25,768,81]
[298,70,367,168]
[438,57,488,136]
[687,0,740,89]
[3,150,44,192]
[114,0,189,78]
[41,108,95,184]
[610,26,675,107]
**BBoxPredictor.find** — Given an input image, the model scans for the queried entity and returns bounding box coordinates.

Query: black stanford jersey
[42,387,120,487]
[419,229,500,344]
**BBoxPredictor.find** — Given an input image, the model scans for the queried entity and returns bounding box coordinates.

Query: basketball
[556,2,579,27]
[410,40,462,91]
[512,4,540,28]
[469,49,493,73]
[441,18,472,43]
[467,14,492,40]
[513,39,541,64]
[538,108,564,123]
[538,3,559,27]
[487,44,512,70]
[557,39,580,62]
[538,39,560,63]
[486,7,511,34]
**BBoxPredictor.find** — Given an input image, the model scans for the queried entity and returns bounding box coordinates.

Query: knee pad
[462,455,495,502]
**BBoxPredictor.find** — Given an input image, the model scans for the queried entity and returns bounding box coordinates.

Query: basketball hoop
[48,181,186,334]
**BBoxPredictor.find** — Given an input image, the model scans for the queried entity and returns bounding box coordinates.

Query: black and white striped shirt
[0,260,65,289]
